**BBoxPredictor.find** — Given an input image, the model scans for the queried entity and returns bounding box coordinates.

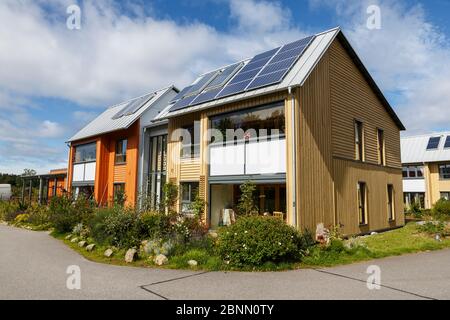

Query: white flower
[278,242,282,246]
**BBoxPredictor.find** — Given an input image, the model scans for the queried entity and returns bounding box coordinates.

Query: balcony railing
[209,136,286,177]
[73,161,96,182]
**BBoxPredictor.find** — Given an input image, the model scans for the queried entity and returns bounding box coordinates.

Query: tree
[22,169,37,177]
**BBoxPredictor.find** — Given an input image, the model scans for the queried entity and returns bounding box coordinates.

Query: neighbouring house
[20,168,68,204]
[66,86,178,207]
[401,132,450,209]
[156,27,406,235]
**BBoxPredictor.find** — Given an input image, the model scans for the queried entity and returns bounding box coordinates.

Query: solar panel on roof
[170,85,194,103]
[112,93,154,120]
[426,137,441,150]
[169,34,316,112]
[444,136,450,149]
[246,36,315,91]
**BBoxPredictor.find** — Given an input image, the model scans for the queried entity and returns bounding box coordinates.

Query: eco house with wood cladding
[157,27,405,235]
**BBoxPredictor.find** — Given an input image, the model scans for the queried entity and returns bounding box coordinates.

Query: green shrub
[0,201,21,222]
[417,221,446,235]
[26,204,50,226]
[173,215,207,243]
[14,213,29,224]
[236,181,257,215]
[135,211,174,240]
[432,199,450,218]
[49,195,95,233]
[407,200,424,218]
[103,208,140,248]
[88,207,116,245]
[216,216,313,267]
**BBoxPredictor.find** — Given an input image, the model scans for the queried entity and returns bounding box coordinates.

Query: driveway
[0,224,449,300]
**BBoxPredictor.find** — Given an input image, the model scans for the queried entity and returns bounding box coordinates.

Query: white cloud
[0,0,307,174]
[310,0,450,134]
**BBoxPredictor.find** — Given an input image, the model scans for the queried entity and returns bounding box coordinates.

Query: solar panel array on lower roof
[168,35,316,113]
[112,93,155,120]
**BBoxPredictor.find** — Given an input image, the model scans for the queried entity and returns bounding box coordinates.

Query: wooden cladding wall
[180,158,201,181]
[113,165,127,183]
[333,158,404,235]
[294,50,335,232]
[329,39,402,168]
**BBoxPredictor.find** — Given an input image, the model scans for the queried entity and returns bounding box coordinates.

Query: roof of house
[401,132,450,164]
[156,27,405,130]
[68,86,176,143]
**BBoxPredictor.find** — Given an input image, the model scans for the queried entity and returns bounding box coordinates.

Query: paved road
[1,224,449,300]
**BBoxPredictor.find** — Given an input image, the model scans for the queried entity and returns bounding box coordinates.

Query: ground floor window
[181,182,199,215]
[210,183,286,228]
[74,185,94,200]
[113,183,126,205]
[441,192,450,201]
[387,184,395,221]
[357,182,367,225]
[403,192,425,209]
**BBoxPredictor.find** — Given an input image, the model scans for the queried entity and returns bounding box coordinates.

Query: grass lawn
[301,223,450,268]
[50,222,450,271]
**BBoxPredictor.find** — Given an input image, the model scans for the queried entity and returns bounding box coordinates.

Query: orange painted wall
[47,176,67,199]
[67,120,140,207]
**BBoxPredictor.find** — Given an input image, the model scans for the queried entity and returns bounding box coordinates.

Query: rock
[208,231,218,239]
[70,237,79,243]
[315,223,330,245]
[65,234,72,240]
[154,254,168,266]
[370,232,378,235]
[416,221,426,226]
[104,248,114,257]
[86,244,96,251]
[125,248,137,263]
[78,240,87,248]
[187,260,198,267]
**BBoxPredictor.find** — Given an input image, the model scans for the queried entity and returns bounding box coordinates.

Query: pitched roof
[158,27,405,131]
[68,86,176,142]
[401,132,450,164]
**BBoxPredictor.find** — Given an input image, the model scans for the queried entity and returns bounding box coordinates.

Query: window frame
[440,192,450,200]
[439,163,450,180]
[402,165,424,179]
[357,181,368,226]
[115,138,128,165]
[354,120,364,162]
[387,184,395,221]
[73,142,97,164]
[180,182,199,215]
[377,128,385,166]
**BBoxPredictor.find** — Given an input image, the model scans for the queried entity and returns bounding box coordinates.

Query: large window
[404,192,425,209]
[439,164,450,180]
[210,102,285,145]
[355,120,364,161]
[148,135,167,209]
[181,123,200,158]
[181,182,199,214]
[387,184,395,221]
[74,143,96,163]
[402,165,424,179]
[115,139,127,164]
[357,182,367,225]
[377,128,385,165]
[441,192,450,201]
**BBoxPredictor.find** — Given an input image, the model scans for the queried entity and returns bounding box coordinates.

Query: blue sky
[1,0,450,174]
